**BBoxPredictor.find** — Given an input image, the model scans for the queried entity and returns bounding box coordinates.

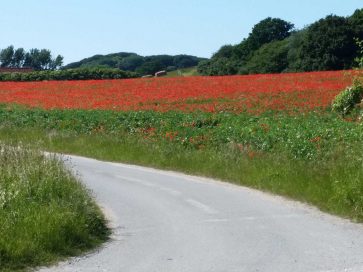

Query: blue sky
[0,0,361,64]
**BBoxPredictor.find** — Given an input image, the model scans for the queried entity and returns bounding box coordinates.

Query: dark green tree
[23,48,63,70]
[12,48,25,67]
[118,55,144,71]
[349,8,363,40]
[199,17,294,75]
[0,46,15,67]
[247,17,294,51]
[298,15,356,71]
[244,39,289,74]
[286,30,307,72]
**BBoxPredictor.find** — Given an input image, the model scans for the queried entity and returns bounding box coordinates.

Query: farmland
[0,70,362,227]
[0,70,358,113]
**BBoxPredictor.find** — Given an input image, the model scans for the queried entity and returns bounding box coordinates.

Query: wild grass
[0,145,109,271]
[166,66,199,77]
[0,106,362,223]
[0,127,362,223]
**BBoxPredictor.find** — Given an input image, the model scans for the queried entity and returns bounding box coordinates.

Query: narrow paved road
[39,155,363,272]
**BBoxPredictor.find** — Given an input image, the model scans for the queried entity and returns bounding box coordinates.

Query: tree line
[0,46,63,70]
[198,9,363,75]
[64,52,206,76]
[0,67,138,81]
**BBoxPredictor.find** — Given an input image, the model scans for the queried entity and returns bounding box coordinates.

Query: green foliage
[199,9,363,76]
[64,52,205,75]
[0,107,361,161]
[244,39,289,74]
[332,81,363,115]
[349,8,363,40]
[0,46,15,67]
[298,15,356,71]
[0,67,138,81]
[0,108,362,221]
[0,145,109,271]
[166,67,199,77]
[0,46,63,70]
[198,17,294,76]
[355,39,363,69]
[247,17,294,51]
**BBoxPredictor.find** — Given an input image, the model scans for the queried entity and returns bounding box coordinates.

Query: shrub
[0,67,139,82]
[355,39,363,69]
[332,80,363,115]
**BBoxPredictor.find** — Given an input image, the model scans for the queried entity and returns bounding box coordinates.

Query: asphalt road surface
[39,155,363,272]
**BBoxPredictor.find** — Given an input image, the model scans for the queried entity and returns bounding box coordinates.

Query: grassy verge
[0,106,362,223]
[0,145,109,271]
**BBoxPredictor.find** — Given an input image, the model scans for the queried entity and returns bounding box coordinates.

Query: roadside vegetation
[0,102,362,222]
[0,145,109,271]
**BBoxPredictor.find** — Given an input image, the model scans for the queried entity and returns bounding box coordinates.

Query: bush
[332,80,363,115]
[0,67,139,82]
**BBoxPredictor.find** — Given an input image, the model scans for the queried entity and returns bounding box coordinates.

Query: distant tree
[247,17,294,51]
[135,61,164,75]
[349,8,363,40]
[244,39,289,74]
[197,58,239,76]
[12,48,25,68]
[299,15,356,71]
[118,55,144,71]
[212,45,235,59]
[50,55,64,70]
[23,48,63,70]
[173,55,200,68]
[286,29,308,72]
[199,17,294,75]
[0,46,15,67]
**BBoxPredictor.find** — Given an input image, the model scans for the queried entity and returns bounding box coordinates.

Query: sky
[0,0,362,64]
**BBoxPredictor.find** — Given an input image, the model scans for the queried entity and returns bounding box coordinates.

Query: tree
[244,39,289,74]
[118,55,144,71]
[12,48,25,68]
[247,17,294,51]
[355,39,363,69]
[22,48,63,70]
[198,17,294,76]
[0,46,15,67]
[212,45,235,59]
[50,55,64,70]
[349,8,363,40]
[286,29,308,72]
[298,15,356,71]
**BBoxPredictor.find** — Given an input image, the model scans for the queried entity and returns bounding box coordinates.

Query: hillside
[64,52,206,76]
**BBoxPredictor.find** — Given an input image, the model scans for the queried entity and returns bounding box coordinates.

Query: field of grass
[166,66,199,77]
[0,106,362,222]
[0,145,109,271]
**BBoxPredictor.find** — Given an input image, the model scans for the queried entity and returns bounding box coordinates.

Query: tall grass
[0,107,362,222]
[0,128,362,222]
[0,145,109,271]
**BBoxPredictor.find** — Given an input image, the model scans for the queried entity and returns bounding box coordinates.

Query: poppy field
[0,70,362,222]
[0,70,360,113]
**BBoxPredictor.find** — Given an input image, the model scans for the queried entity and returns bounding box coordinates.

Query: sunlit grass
[0,145,109,271]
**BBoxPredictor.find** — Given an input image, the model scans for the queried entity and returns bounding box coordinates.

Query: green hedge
[0,67,139,81]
